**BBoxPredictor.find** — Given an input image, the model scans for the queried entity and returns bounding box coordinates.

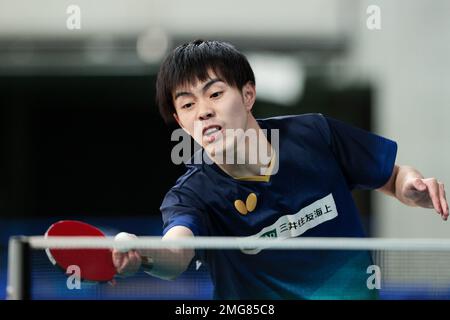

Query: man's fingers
[439,183,448,221]
[425,179,443,215]
[112,250,125,269]
[116,251,142,275]
[118,254,131,274]
[413,178,427,191]
[133,250,142,265]
[127,250,141,265]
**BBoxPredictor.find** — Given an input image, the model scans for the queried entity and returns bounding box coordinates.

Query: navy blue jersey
[160,113,397,299]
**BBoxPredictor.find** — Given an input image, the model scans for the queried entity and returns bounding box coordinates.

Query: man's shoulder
[167,153,214,196]
[258,113,327,129]
[258,113,330,144]
[172,163,205,189]
[161,164,207,209]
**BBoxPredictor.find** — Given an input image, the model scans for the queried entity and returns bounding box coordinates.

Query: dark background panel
[0,74,372,220]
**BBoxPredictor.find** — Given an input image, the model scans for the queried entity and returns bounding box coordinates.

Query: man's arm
[112,226,195,281]
[376,164,449,220]
[142,226,195,280]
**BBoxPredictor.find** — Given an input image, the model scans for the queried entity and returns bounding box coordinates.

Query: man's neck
[211,117,273,179]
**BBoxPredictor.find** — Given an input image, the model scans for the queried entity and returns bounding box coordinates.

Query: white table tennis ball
[114,232,138,252]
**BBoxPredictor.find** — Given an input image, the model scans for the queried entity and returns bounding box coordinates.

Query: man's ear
[242,81,256,111]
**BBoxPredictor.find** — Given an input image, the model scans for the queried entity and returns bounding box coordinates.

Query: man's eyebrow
[174,78,224,100]
[174,91,192,100]
[202,78,224,93]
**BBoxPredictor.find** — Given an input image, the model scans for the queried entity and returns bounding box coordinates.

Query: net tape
[27,236,450,251]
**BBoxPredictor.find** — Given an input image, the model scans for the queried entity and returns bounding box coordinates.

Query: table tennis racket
[45,220,117,283]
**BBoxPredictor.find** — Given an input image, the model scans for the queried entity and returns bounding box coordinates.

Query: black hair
[156,39,255,124]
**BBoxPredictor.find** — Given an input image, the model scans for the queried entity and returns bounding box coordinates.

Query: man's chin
[205,144,241,163]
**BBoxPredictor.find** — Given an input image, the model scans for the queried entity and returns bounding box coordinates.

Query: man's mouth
[203,125,222,137]
[202,125,223,143]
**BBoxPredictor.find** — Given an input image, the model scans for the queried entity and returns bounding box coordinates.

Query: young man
[112,39,448,299]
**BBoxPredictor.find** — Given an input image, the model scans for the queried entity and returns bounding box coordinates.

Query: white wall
[349,0,450,238]
[0,0,343,38]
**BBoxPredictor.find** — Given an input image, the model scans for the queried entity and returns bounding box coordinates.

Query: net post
[7,236,31,300]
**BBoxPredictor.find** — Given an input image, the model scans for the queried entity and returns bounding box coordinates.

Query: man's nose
[198,103,215,121]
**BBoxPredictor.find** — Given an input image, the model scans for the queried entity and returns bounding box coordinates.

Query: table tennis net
[7,236,450,300]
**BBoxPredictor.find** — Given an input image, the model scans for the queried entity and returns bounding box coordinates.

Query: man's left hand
[402,177,449,220]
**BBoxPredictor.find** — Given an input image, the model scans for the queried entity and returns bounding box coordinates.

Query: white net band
[27,236,450,251]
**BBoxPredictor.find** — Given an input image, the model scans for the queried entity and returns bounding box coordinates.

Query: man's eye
[210,92,222,98]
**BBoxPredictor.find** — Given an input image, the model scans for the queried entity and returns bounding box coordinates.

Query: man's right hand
[111,226,195,280]
[112,249,142,276]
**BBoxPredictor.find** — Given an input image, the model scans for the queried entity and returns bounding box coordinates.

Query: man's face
[172,72,255,155]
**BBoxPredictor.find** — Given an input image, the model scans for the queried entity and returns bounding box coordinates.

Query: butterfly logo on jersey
[234,193,257,215]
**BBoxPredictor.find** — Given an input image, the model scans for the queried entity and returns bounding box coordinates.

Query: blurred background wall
[0,0,448,249]
[349,0,450,238]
